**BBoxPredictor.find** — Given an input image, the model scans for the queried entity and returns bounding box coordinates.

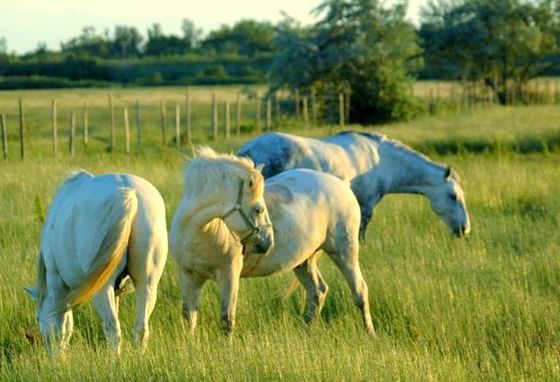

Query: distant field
[1,89,559,380]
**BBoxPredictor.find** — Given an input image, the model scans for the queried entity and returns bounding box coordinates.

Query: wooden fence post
[338,93,345,129]
[51,100,57,156]
[175,103,181,148]
[135,101,142,151]
[185,88,192,144]
[124,107,130,155]
[266,98,272,131]
[109,94,115,153]
[274,93,280,129]
[83,101,89,145]
[212,93,218,140]
[225,101,231,139]
[160,100,167,146]
[295,89,301,120]
[302,96,309,129]
[255,93,261,132]
[18,98,25,159]
[1,113,7,160]
[311,89,317,127]
[345,92,350,123]
[69,111,75,158]
[236,93,241,135]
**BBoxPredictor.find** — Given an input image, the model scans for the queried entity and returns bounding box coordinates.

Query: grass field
[1,87,559,380]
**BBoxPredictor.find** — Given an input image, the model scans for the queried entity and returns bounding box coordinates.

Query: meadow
[1,87,559,380]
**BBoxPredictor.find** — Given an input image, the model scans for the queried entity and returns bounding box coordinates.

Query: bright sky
[0,0,427,54]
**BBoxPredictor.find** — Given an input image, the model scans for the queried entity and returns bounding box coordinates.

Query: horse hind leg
[293,254,329,325]
[325,241,375,336]
[92,284,122,354]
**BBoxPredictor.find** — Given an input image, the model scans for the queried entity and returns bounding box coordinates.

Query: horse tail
[55,188,138,314]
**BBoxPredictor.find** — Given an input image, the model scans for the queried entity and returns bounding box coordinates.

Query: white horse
[169,147,275,335]
[26,171,168,355]
[238,131,471,240]
[171,151,374,335]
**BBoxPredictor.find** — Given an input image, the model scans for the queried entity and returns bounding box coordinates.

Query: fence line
[3,81,559,159]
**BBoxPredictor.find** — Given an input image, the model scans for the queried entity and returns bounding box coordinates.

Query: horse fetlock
[220,314,235,335]
[133,325,149,350]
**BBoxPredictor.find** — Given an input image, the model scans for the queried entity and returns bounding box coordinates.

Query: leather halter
[221,179,271,244]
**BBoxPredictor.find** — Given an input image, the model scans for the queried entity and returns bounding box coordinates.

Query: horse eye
[254,206,264,215]
[449,193,457,201]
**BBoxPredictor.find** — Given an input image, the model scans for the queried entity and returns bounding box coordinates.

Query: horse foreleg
[180,270,206,334]
[217,261,242,339]
[293,255,329,324]
[92,285,122,354]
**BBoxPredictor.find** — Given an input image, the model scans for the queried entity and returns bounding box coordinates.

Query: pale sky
[0,0,427,54]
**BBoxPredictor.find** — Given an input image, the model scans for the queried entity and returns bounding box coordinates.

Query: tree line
[2,0,560,124]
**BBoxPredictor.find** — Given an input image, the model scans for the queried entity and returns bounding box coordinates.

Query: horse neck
[178,196,229,245]
[378,142,446,197]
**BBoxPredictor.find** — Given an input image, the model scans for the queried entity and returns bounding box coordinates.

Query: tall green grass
[0,98,559,380]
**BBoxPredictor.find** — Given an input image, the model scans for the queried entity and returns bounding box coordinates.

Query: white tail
[54,188,138,314]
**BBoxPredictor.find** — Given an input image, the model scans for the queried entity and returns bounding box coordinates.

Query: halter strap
[221,179,271,244]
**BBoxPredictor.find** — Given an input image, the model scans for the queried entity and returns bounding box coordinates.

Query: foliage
[271,0,423,123]
[201,20,276,57]
[419,0,560,104]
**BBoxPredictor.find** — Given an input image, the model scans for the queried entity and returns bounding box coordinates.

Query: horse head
[427,166,470,237]
[181,147,274,255]
[221,163,274,255]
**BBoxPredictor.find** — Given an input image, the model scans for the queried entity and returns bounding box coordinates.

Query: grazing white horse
[26,171,168,355]
[171,151,374,335]
[239,131,471,240]
[169,147,275,335]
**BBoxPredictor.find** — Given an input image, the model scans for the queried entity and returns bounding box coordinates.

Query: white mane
[182,146,260,200]
[355,132,459,182]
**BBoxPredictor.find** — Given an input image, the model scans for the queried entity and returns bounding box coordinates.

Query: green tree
[271,0,423,123]
[0,37,7,55]
[61,26,111,58]
[145,23,193,56]
[201,19,276,56]
[420,0,560,104]
[111,25,143,58]
[181,19,203,49]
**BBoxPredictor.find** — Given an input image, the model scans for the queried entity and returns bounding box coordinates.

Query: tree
[0,37,7,55]
[145,23,193,56]
[420,0,560,104]
[201,19,276,56]
[181,19,203,49]
[111,26,143,58]
[271,0,423,123]
[61,26,111,58]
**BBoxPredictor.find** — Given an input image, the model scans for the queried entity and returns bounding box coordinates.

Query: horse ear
[255,163,265,173]
[24,287,38,299]
[444,166,452,180]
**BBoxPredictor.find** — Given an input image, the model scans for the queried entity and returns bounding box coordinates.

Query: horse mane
[182,146,263,200]
[343,131,459,181]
